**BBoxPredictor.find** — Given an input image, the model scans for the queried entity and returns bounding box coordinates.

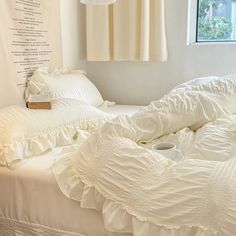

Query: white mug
[152,142,183,162]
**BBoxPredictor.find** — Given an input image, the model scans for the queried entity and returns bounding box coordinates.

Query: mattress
[101,105,143,116]
[0,148,129,236]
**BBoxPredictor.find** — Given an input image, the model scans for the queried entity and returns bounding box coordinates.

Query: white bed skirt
[0,217,84,236]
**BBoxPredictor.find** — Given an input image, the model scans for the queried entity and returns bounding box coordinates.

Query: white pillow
[25,68,104,107]
[0,98,113,167]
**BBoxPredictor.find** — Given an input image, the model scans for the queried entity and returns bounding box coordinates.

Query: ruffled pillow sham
[25,67,105,107]
[0,98,113,167]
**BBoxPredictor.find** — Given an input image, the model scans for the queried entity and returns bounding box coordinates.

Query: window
[188,0,236,44]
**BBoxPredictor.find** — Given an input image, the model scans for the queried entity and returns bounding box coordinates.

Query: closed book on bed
[26,95,52,110]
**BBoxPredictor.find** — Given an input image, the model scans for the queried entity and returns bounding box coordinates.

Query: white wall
[60,0,236,105]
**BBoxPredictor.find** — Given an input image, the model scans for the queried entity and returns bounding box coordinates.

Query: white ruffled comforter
[53,75,236,236]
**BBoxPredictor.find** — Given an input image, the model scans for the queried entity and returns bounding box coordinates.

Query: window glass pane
[197,0,236,42]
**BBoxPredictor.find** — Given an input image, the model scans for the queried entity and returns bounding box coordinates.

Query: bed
[2,70,236,236]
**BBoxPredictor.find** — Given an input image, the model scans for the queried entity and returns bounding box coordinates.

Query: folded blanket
[53,75,236,236]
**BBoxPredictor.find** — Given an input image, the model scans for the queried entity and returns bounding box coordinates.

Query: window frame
[187,0,236,45]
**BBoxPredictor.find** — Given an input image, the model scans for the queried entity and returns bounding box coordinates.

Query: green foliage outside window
[198,0,233,40]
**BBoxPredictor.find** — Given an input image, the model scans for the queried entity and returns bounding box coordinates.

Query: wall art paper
[0,0,62,86]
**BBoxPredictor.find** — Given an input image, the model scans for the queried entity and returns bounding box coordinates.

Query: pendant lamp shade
[80,0,116,5]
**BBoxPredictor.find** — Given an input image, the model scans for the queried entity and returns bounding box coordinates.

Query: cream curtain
[86,0,168,61]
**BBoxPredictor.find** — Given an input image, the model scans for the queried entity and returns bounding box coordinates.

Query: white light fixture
[80,0,117,5]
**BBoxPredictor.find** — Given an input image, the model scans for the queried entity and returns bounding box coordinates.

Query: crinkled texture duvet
[53,75,236,236]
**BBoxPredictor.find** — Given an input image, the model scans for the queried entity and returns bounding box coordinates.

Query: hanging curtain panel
[86,0,168,61]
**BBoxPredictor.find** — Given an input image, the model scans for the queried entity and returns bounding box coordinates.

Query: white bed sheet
[101,105,143,116]
[0,149,129,236]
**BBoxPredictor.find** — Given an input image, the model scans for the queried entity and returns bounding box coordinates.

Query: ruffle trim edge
[0,118,109,167]
[52,155,219,236]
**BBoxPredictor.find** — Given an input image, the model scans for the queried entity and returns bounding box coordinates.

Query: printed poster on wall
[0,0,62,86]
